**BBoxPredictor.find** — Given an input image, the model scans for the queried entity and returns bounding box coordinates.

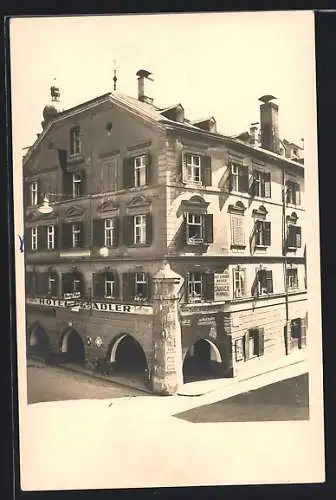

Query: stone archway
[183,338,223,383]
[28,324,51,357]
[109,334,148,374]
[59,328,85,364]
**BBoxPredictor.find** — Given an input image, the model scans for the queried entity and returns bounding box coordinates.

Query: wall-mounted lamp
[38,195,54,215]
[99,246,109,258]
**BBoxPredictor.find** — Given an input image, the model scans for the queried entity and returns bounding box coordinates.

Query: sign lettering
[214,270,230,301]
[26,297,153,315]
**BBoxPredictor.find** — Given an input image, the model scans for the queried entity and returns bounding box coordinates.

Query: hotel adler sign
[26,296,153,316]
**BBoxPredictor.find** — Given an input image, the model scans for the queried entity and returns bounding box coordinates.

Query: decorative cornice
[181,195,210,211]
[26,210,59,222]
[252,205,268,218]
[228,200,246,215]
[97,200,119,213]
[127,141,152,152]
[64,205,85,219]
[127,195,152,208]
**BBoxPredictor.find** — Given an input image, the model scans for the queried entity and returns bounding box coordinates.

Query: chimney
[136,69,154,105]
[259,95,280,153]
[249,122,259,146]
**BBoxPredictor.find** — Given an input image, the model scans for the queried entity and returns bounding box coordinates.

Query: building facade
[23,72,307,394]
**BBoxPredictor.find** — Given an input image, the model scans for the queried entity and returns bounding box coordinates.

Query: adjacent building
[24,70,307,394]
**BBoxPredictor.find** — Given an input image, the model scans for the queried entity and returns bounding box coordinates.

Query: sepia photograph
[10,11,325,490]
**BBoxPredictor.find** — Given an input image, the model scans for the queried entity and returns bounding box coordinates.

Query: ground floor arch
[109,334,148,374]
[183,338,223,383]
[28,324,51,357]
[59,328,85,364]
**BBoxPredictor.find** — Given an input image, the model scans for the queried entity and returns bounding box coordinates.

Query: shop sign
[214,270,231,301]
[26,297,153,315]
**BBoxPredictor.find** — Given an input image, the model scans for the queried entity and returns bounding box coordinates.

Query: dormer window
[70,126,81,156]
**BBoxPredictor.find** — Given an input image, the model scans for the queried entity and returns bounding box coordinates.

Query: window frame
[255,219,271,247]
[134,154,147,187]
[185,153,201,184]
[47,225,55,250]
[31,181,38,206]
[134,214,147,245]
[186,213,203,244]
[252,170,271,198]
[233,268,245,298]
[286,180,301,205]
[187,272,203,303]
[104,218,115,247]
[287,224,302,249]
[104,278,115,299]
[72,173,82,198]
[256,269,273,296]
[31,227,38,251]
[70,126,81,157]
[134,272,148,301]
[72,223,81,249]
[286,267,299,290]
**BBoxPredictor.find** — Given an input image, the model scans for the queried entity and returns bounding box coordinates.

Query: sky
[10,11,316,153]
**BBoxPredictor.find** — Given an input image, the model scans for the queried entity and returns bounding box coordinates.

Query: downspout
[282,166,289,325]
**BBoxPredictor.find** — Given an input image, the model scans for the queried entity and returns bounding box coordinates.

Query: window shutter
[203,214,214,244]
[266,270,273,293]
[58,149,68,171]
[181,152,187,183]
[62,223,72,249]
[231,215,245,246]
[123,215,134,246]
[258,328,265,356]
[145,213,153,245]
[299,318,307,349]
[201,155,212,186]
[113,217,119,247]
[36,180,42,204]
[249,172,256,196]
[145,273,151,301]
[50,271,58,296]
[145,153,152,185]
[80,170,87,196]
[238,166,249,192]
[54,225,59,250]
[80,222,86,248]
[123,158,134,189]
[25,272,33,295]
[93,272,105,300]
[24,184,30,206]
[244,332,249,360]
[284,321,293,354]
[264,173,271,198]
[63,171,73,196]
[228,166,233,191]
[182,213,188,244]
[123,272,133,301]
[24,227,31,252]
[264,221,271,246]
[295,183,301,205]
[251,271,259,297]
[288,225,295,248]
[41,272,49,295]
[203,272,215,302]
[93,219,105,247]
[39,226,47,250]
[62,273,72,295]
[114,272,120,299]
[296,227,302,248]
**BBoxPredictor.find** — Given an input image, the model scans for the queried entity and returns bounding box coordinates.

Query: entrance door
[60,329,85,364]
[183,339,221,382]
[29,325,50,358]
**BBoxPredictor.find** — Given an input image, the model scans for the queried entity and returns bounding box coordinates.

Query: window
[104,219,115,247]
[286,267,298,290]
[31,227,38,250]
[31,182,38,206]
[105,278,115,298]
[72,223,81,248]
[233,268,246,298]
[182,153,212,186]
[134,215,147,245]
[251,170,271,198]
[123,154,151,189]
[72,173,82,198]
[70,126,81,156]
[134,155,147,187]
[231,215,245,247]
[47,271,58,296]
[287,225,302,249]
[93,271,118,300]
[255,220,271,247]
[186,213,202,243]
[186,272,215,303]
[187,272,203,302]
[254,269,273,295]
[230,162,249,193]
[286,181,301,205]
[185,154,201,184]
[245,328,265,359]
[135,272,148,300]
[47,225,55,250]
[62,271,83,298]
[26,271,37,296]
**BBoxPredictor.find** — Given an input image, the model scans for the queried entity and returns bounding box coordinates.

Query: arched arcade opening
[109,334,148,374]
[60,328,85,364]
[183,338,223,383]
[28,324,51,357]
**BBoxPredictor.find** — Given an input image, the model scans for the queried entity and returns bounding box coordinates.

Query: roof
[23,91,304,171]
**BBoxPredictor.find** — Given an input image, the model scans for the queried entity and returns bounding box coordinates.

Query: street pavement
[27,362,145,404]
[20,356,324,490]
